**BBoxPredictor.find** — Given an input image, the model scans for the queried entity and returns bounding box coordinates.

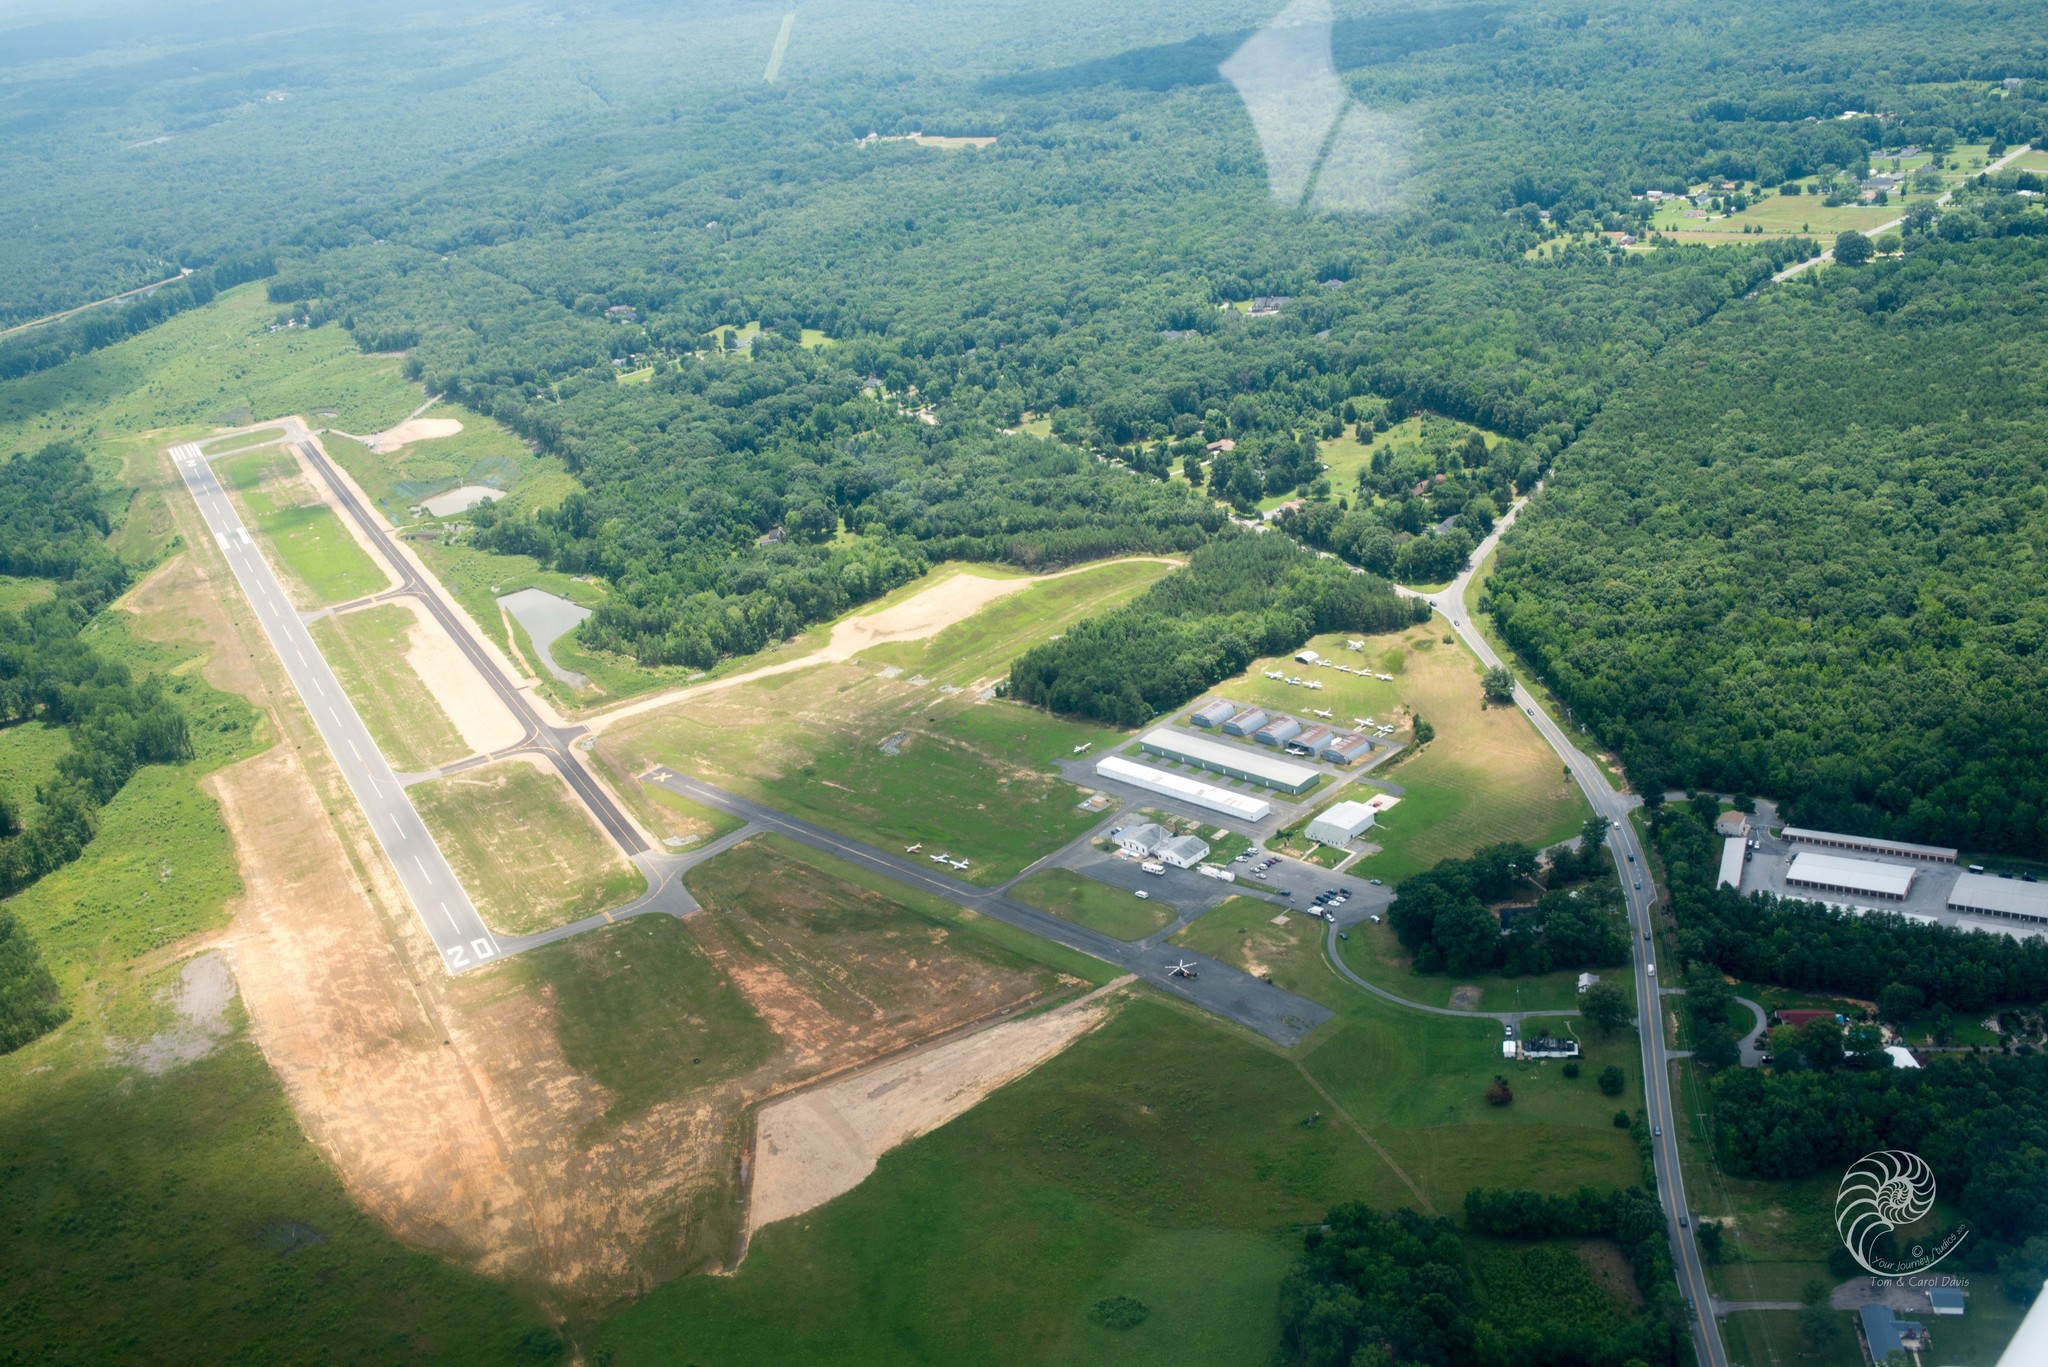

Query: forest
[1488,235,2048,857]
[1385,828,1631,977]
[1005,533,1424,724]
[1277,1197,1683,1367]
[0,444,193,1053]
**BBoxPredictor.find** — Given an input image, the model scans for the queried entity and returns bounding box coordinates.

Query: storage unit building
[1782,826,1958,864]
[1133,729,1319,795]
[1786,851,1916,901]
[1190,699,1239,729]
[1946,872,2048,926]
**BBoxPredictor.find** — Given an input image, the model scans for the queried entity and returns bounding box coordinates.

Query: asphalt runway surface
[171,441,505,974]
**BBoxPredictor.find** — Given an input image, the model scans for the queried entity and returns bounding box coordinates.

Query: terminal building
[1782,826,1958,864]
[1093,755,1273,822]
[1947,872,2048,927]
[1134,728,1320,795]
[1786,851,1916,902]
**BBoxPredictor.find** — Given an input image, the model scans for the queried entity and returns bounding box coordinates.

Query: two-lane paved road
[1403,505,1727,1367]
[171,441,505,975]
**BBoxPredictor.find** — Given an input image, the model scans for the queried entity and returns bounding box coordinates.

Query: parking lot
[1735,829,2047,940]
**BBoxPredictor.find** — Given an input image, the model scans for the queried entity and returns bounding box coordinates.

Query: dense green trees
[1388,842,1630,977]
[1007,533,1424,725]
[1491,237,2048,856]
[0,444,194,1053]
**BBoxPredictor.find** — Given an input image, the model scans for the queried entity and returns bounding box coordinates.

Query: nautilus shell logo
[1835,1150,1969,1276]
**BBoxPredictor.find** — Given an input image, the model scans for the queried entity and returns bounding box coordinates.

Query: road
[288,424,647,858]
[1769,144,2033,283]
[1403,504,1727,1367]
[641,768,1336,1047]
[170,440,506,975]
[0,267,190,340]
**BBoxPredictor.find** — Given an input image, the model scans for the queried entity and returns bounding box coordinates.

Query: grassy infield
[0,283,1948,1363]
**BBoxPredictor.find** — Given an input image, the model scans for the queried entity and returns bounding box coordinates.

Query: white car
[1134,890,1150,900]
[1647,962,1656,975]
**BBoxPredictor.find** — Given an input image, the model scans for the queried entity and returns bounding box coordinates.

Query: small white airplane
[1313,708,1333,719]
[1286,676,1302,686]
[1072,742,1091,754]
[1376,673,1394,681]
[1265,670,1284,680]
[1346,639,1364,651]
[1168,959,1199,980]
[930,853,950,863]
[1354,718,1373,729]
[949,859,970,870]
[905,842,922,853]
[1307,680,1323,691]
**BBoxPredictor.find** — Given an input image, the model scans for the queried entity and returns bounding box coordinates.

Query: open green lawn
[310,604,471,771]
[412,759,647,934]
[1721,1309,1861,1367]
[594,999,1401,1366]
[1656,194,1899,237]
[220,447,389,605]
[1011,868,1172,941]
[511,915,776,1126]
[0,573,55,613]
[0,718,70,818]
[860,559,1175,683]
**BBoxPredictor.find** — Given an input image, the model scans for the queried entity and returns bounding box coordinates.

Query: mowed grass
[1177,897,1640,1210]
[310,604,470,771]
[508,915,776,1125]
[859,558,1175,683]
[0,718,70,817]
[605,662,1122,886]
[412,759,646,934]
[1212,627,1589,882]
[1012,868,1171,941]
[220,447,388,605]
[595,999,1401,1367]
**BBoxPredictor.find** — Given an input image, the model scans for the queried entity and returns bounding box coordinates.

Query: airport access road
[641,768,1335,1047]
[1404,518,1728,1367]
[285,423,648,859]
[171,441,505,976]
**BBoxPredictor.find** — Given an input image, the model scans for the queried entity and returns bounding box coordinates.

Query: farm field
[1653,193,1897,237]
[309,604,471,771]
[219,446,389,605]
[411,758,646,934]
[594,999,1400,1366]
[1011,868,1172,940]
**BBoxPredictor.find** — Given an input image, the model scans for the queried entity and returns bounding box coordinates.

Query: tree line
[1005,533,1425,725]
[1387,827,1632,978]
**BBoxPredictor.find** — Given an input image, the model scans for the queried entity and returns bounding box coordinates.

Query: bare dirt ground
[368,417,464,453]
[586,557,1181,734]
[382,595,525,756]
[747,977,1129,1236]
[106,951,237,1075]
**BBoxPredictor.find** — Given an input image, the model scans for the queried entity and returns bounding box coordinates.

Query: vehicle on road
[1141,861,1165,875]
[1368,878,1382,885]
[1647,962,1656,975]
[1134,890,1150,899]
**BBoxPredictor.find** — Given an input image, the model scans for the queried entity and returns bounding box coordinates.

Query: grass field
[513,916,777,1125]
[220,447,389,605]
[859,559,1175,683]
[1210,626,1589,881]
[1268,414,1503,512]
[310,604,471,771]
[605,659,1124,886]
[412,759,647,934]
[322,402,575,525]
[1011,868,1172,940]
[0,719,69,819]
[594,999,1400,1366]
[0,573,55,613]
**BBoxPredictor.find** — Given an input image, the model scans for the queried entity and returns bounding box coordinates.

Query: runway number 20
[445,939,497,970]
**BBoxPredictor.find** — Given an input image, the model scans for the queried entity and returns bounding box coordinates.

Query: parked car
[1368,878,1382,886]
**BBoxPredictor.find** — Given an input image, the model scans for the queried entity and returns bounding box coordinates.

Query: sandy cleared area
[747,977,1129,1235]
[386,595,525,755]
[587,558,1180,734]
[369,417,464,453]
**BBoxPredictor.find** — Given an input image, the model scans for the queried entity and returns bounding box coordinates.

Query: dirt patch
[584,557,1180,734]
[1449,985,1483,1010]
[108,952,236,1074]
[748,978,1129,1236]
[1570,1238,1646,1307]
[384,596,524,755]
[368,417,464,453]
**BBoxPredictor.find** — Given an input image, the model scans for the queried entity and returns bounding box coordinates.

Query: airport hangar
[1135,727,1320,796]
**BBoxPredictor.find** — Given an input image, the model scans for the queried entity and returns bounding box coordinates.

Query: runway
[169,441,505,974]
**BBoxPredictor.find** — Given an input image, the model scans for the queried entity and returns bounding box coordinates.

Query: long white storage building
[1782,827,1958,864]
[1136,727,1320,795]
[1947,872,2048,926]
[1786,851,1916,901]
[1094,755,1273,822]
[1717,837,1745,891]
